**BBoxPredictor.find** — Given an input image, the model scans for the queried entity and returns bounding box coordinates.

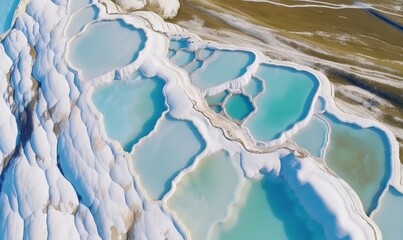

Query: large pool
[132,115,205,200]
[244,64,319,142]
[373,186,403,240]
[92,72,166,152]
[167,151,243,240]
[211,174,326,240]
[323,113,390,215]
[192,50,255,90]
[68,20,146,80]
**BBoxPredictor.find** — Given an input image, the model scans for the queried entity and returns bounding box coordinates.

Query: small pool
[373,186,403,240]
[197,48,214,61]
[132,115,205,200]
[323,113,390,215]
[211,174,326,240]
[68,20,146,80]
[192,50,255,90]
[66,5,99,37]
[167,151,243,240]
[292,115,328,158]
[169,39,188,50]
[244,64,319,142]
[91,72,166,152]
[210,105,223,114]
[205,91,229,106]
[244,77,263,98]
[170,50,195,67]
[184,60,202,74]
[224,94,254,122]
[0,0,20,35]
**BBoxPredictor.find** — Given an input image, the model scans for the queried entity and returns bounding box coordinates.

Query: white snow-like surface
[0,0,400,239]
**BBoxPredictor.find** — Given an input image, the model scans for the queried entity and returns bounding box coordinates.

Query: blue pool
[69,20,146,80]
[167,151,243,240]
[373,186,403,240]
[132,115,205,200]
[293,115,328,158]
[244,64,319,142]
[224,94,254,122]
[212,174,326,240]
[92,72,166,152]
[0,0,20,35]
[192,50,255,90]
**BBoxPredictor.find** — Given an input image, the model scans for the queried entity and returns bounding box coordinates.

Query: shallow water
[373,186,403,240]
[69,20,146,80]
[293,115,328,158]
[323,113,390,214]
[210,105,222,114]
[205,91,229,106]
[92,73,166,152]
[66,5,98,37]
[0,0,20,35]
[192,50,255,89]
[184,60,202,73]
[224,94,254,122]
[244,77,263,98]
[169,39,188,50]
[197,48,214,61]
[212,174,326,240]
[170,50,195,67]
[68,0,91,14]
[132,116,205,200]
[244,64,319,142]
[167,151,242,240]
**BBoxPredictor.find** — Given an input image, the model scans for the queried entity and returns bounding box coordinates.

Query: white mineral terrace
[0,0,401,239]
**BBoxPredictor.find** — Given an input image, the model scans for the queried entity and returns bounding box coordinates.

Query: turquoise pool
[69,20,146,80]
[92,72,166,152]
[224,94,254,122]
[212,174,326,240]
[244,64,319,142]
[132,115,205,200]
[0,0,20,35]
[205,91,229,106]
[167,151,243,240]
[293,115,328,158]
[170,50,195,67]
[373,186,403,240]
[244,77,263,98]
[192,50,255,90]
